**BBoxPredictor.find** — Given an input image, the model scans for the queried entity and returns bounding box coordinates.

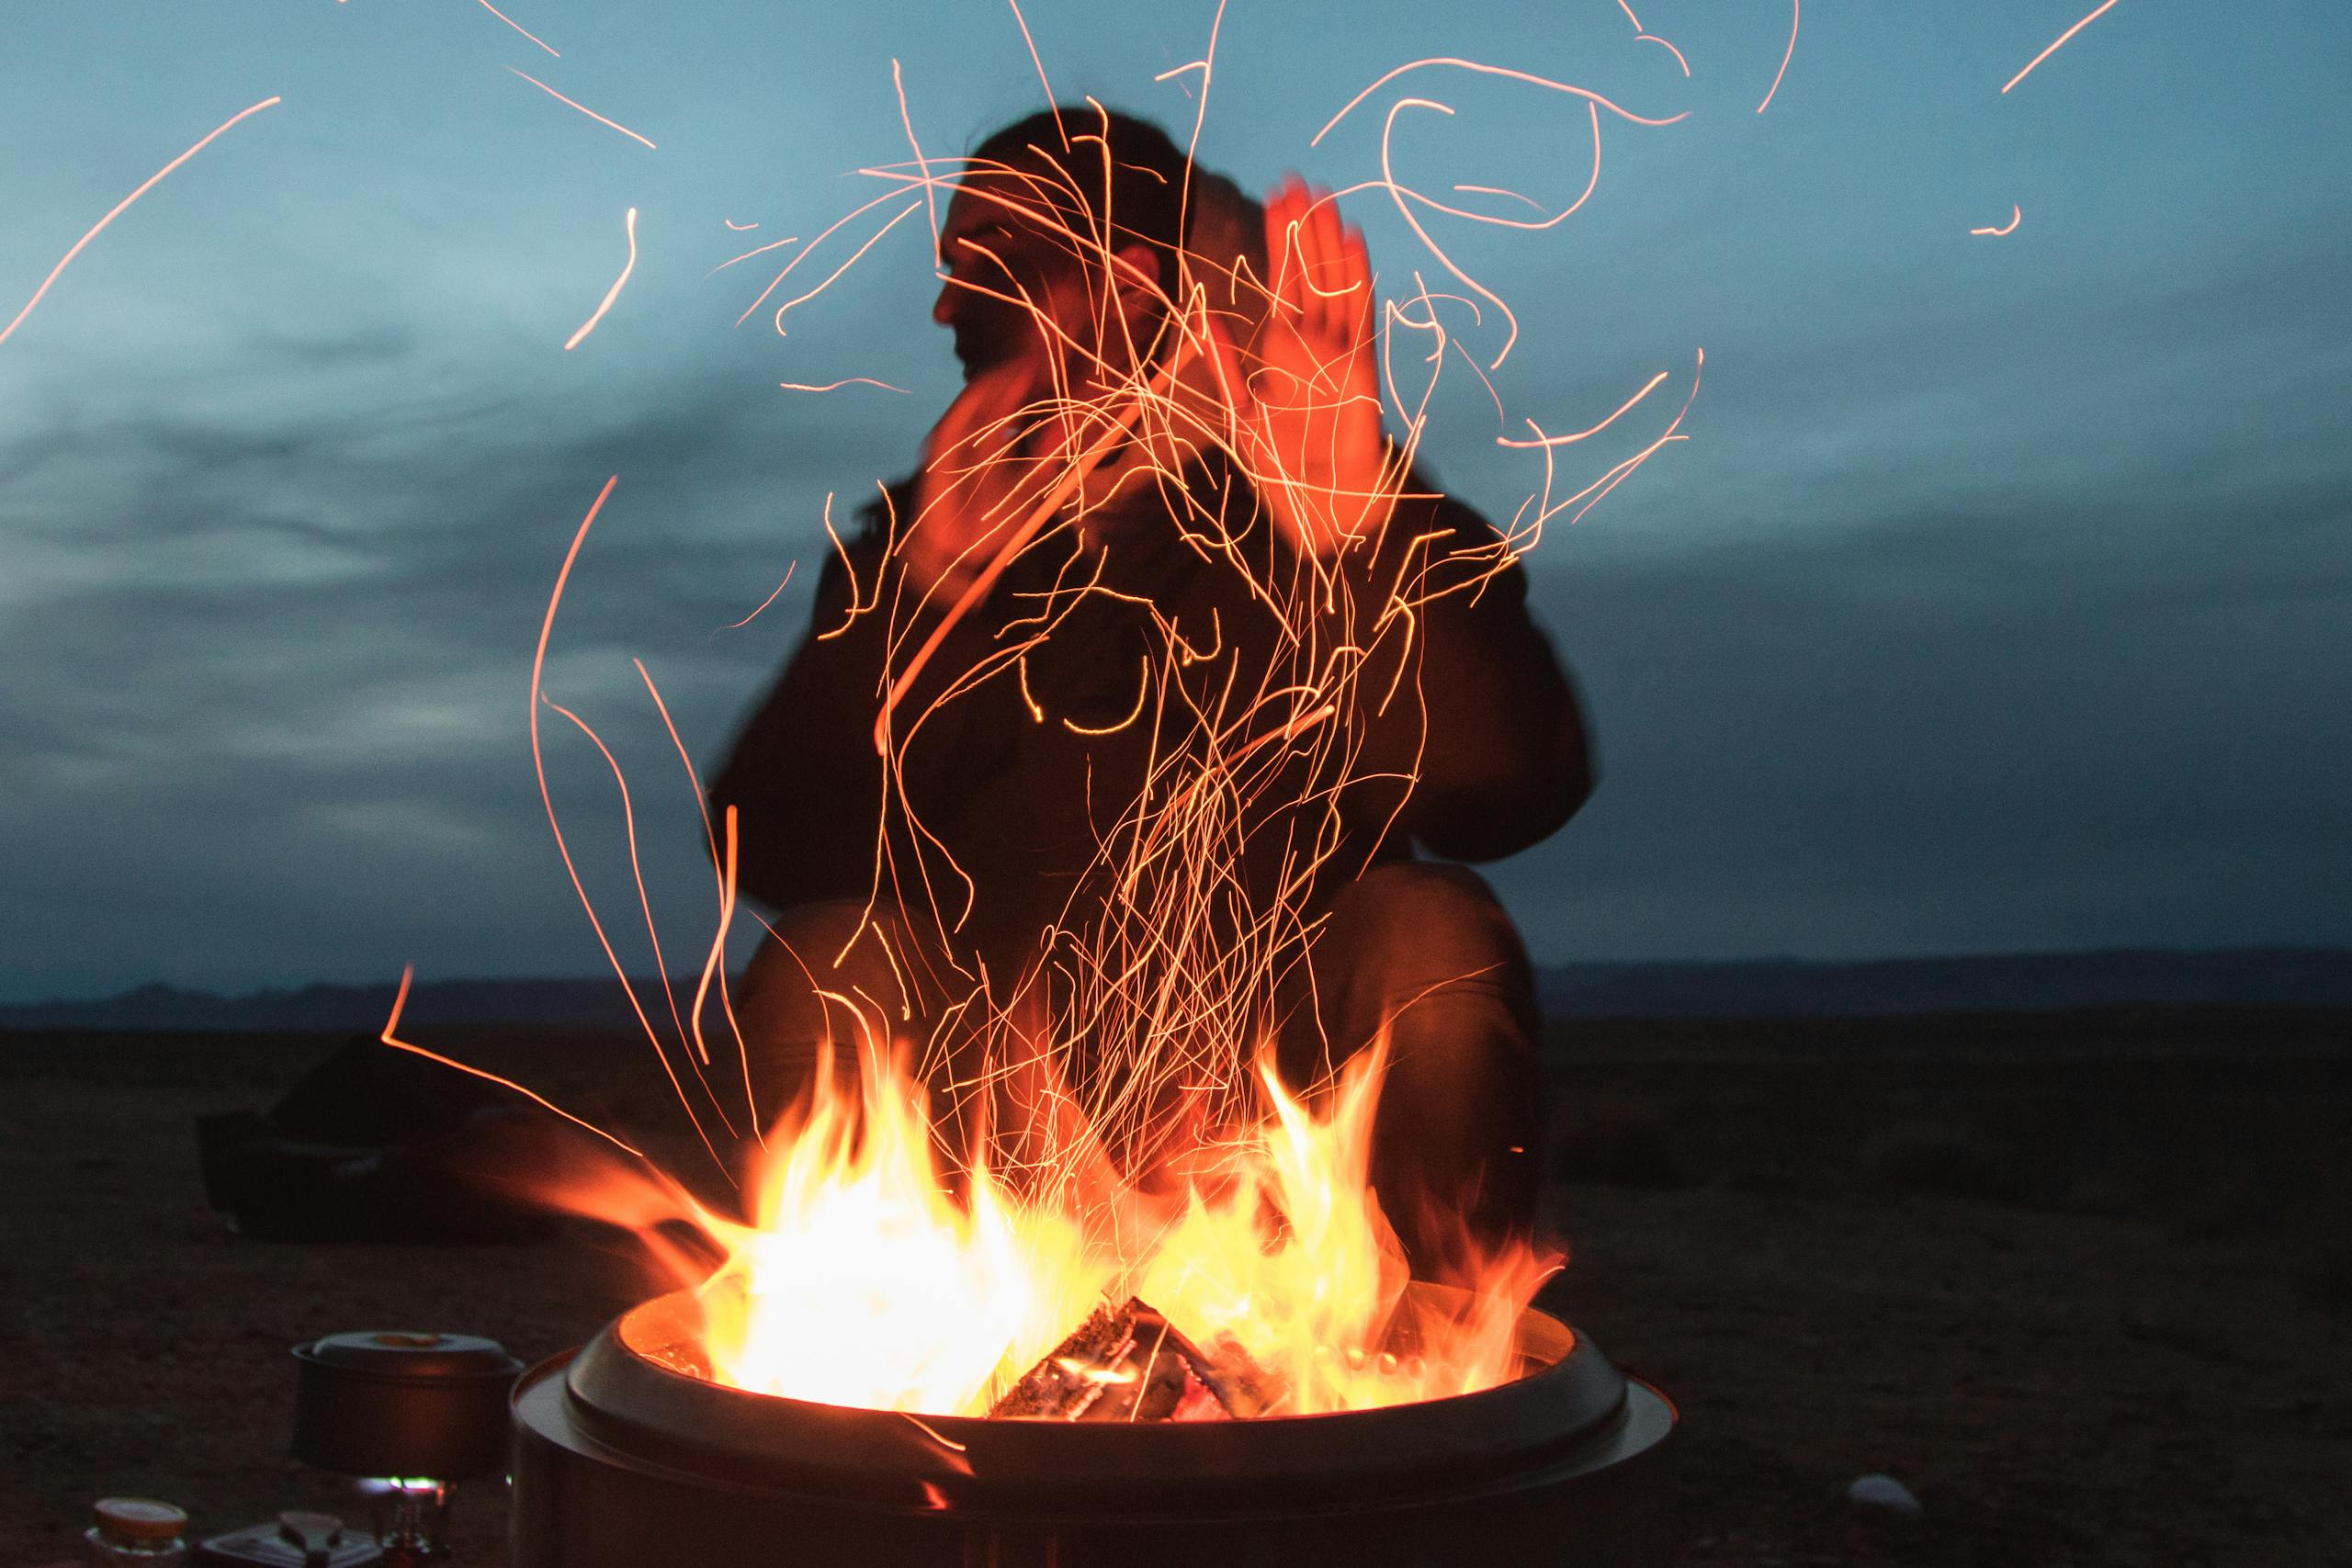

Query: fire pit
[511,1283,1675,1567]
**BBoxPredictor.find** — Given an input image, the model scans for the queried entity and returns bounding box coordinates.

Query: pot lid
[298,1330,521,1380]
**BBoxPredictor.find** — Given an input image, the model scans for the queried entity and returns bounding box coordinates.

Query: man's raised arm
[1367,491,1595,863]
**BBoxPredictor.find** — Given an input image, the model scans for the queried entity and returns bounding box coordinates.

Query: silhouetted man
[711,108,1591,1274]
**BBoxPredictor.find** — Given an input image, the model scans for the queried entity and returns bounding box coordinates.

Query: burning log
[989,1299,1277,1421]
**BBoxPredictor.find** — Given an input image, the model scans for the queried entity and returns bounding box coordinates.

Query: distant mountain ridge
[1532,947,2352,1018]
[5,949,2350,1032]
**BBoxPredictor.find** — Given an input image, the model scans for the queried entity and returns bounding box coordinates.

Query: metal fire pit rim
[535,1282,1634,1517]
[515,1353,1676,1534]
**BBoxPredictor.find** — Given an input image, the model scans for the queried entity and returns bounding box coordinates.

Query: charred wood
[989,1299,1277,1421]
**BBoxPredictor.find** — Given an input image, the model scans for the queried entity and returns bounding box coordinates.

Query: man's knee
[739,900,891,1019]
[735,901,914,1126]
[1315,866,1544,1273]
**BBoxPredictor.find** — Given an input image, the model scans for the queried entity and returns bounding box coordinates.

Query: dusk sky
[4,1,2346,1004]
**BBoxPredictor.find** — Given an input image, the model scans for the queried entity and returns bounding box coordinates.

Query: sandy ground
[3,1021,2347,1566]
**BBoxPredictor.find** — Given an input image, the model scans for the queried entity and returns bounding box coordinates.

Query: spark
[1613,0,1689,77]
[1062,659,1153,736]
[471,0,559,58]
[529,475,729,1176]
[892,59,941,254]
[1016,655,1047,722]
[542,694,735,1130]
[718,560,797,632]
[814,491,886,641]
[1638,34,1691,77]
[875,349,1190,753]
[381,966,645,1159]
[1348,98,1604,233]
[1496,369,1671,448]
[695,807,745,1119]
[1452,184,1550,214]
[714,190,909,324]
[1314,62,1680,372]
[2003,0,2124,95]
[724,219,759,231]
[1374,100,1507,369]
[1005,0,1069,150]
[1,95,281,350]
[1520,348,1703,532]
[1173,0,1229,257]
[632,665,759,1135]
[713,230,809,274]
[563,206,638,351]
[1313,59,1685,146]
[778,378,912,394]
[1757,0,1798,114]
[764,199,927,333]
[898,1413,968,1453]
[506,67,656,149]
[1971,205,2023,237]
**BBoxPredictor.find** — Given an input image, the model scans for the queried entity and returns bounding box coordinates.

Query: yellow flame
[683,1023,1545,1418]
[694,1031,1111,1416]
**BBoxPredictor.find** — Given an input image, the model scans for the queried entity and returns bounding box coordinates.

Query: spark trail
[564,207,639,351]
[507,67,657,149]
[2004,0,2125,95]
[1757,0,1799,114]
[472,0,560,58]
[1,96,281,349]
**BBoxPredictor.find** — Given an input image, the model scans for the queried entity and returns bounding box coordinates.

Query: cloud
[1491,477,2352,960]
[0,321,928,999]
[5,0,2349,998]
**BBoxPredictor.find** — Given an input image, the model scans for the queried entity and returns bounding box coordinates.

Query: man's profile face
[932,171,1127,384]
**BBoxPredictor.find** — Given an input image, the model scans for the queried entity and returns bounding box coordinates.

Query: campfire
[654,1032,1547,1422]
[358,26,1690,1561]
[497,1010,1675,1564]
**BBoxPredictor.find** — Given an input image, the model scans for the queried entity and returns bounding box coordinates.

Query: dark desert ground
[6,1005,2348,1567]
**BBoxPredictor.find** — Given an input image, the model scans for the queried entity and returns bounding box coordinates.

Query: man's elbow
[1414,730,1596,863]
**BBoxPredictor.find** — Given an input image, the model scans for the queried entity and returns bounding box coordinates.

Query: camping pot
[293,1331,524,1481]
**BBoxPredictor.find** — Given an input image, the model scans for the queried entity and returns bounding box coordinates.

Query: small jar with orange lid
[84,1497,187,1565]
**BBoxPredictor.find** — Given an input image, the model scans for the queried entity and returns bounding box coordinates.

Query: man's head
[933,107,1193,384]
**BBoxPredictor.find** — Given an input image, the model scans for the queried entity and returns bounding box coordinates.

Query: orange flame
[1136,1039,1549,1413]
[694,1022,1111,1415]
[673,1021,1549,1417]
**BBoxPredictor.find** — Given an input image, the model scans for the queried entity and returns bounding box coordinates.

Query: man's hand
[1209,176,1393,556]
[901,355,1057,597]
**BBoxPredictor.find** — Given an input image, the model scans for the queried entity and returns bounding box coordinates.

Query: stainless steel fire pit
[511,1285,1676,1566]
